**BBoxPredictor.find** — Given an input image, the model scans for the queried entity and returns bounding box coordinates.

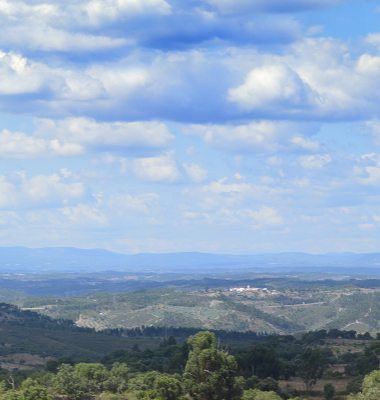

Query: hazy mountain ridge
[0,247,379,273]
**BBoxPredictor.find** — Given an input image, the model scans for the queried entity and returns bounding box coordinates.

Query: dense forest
[0,302,378,399]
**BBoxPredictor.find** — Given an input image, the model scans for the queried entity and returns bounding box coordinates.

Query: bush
[346,376,364,395]
[323,383,335,400]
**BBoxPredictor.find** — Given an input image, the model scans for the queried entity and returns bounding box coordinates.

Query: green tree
[74,362,109,393]
[52,364,86,400]
[242,389,292,400]
[323,383,335,400]
[167,335,177,346]
[104,362,130,393]
[128,371,161,392]
[347,370,380,400]
[346,376,364,395]
[183,331,242,400]
[153,375,185,400]
[299,347,327,391]
[1,390,22,400]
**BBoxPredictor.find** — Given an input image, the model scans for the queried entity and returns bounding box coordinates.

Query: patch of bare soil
[279,377,350,400]
[0,353,53,370]
[75,314,107,331]
[327,364,348,373]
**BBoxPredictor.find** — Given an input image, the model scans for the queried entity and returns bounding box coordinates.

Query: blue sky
[1,0,380,254]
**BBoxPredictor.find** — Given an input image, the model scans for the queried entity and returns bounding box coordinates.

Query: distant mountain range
[1,246,380,273]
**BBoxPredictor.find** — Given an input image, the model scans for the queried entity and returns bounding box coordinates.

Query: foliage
[243,376,278,392]
[183,331,242,400]
[21,379,53,400]
[153,375,185,400]
[238,345,281,379]
[344,351,379,377]
[298,347,327,391]
[323,383,334,400]
[51,364,86,399]
[347,370,380,400]
[347,376,364,395]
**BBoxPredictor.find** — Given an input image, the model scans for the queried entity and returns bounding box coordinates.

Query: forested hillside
[12,283,380,334]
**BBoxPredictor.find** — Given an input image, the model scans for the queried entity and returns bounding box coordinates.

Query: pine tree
[183,331,242,400]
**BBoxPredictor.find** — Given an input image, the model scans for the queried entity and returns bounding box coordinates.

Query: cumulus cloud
[59,204,108,225]
[0,0,171,31]
[108,193,158,214]
[228,63,319,112]
[2,37,380,123]
[5,27,130,52]
[77,0,172,26]
[202,177,252,196]
[242,206,284,227]
[133,150,181,183]
[183,163,208,183]
[0,118,173,159]
[0,0,304,56]
[183,121,320,153]
[363,119,380,146]
[0,172,84,209]
[299,154,332,169]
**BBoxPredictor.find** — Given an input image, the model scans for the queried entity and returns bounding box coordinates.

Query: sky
[1,0,380,255]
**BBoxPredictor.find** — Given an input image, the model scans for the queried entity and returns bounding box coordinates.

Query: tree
[74,362,110,393]
[347,376,364,395]
[104,362,130,393]
[240,345,281,379]
[153,375,185,400]
[242,389,281,400]
[167,335,177,346]
[345,352,379,376]
[183,331,242,400]
[299,347,327,391]
[323,383,335,400]
[52,364,86,400]
[347,370,380,400]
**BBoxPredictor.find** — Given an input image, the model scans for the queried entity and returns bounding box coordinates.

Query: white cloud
[183,121,320,153]
[242,206,284,227]
[358,223,374,230]
[364,119,380,146]
[290,136,321,152]
[78,0,172,26]
[3,26,129,52]
[228,63,318,111]
[0,118,173,159]
[202,178,252,195]
[36,118,173,149]
[221,37,380,121]
[266,156,282,166]
[0,172,85,209]
[183,163,208,183]
[108,193,158,214]
[356,166,380,185]
[183,211,201,220]
[86,65,149,98]
[133,150,181,183]
[0,0,171,28]
[1,36,380,123]
[0,52,55,95]
[0,129,84,159]
[299,154,331,169]
[59,204,108,225]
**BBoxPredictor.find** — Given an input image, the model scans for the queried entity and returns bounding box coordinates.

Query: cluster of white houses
[229,285,269,292]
